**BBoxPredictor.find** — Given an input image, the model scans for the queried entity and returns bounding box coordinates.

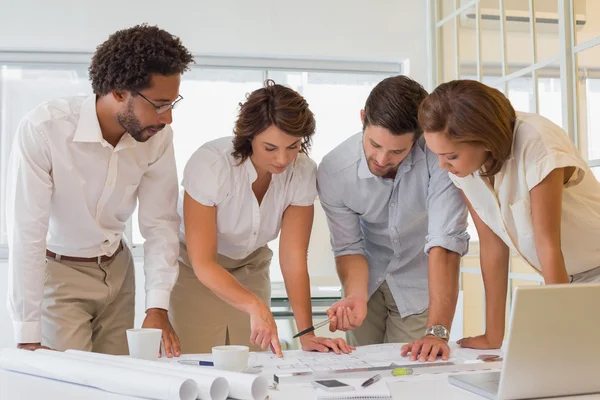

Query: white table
[266,373,600,400]
[2,347,600,400]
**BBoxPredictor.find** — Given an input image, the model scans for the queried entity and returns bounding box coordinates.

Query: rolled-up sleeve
[424,148,470,256]
[137,127,181,311]
[317,165,364,257]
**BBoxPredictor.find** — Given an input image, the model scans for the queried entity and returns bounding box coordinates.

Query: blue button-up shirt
[317,132,469,317]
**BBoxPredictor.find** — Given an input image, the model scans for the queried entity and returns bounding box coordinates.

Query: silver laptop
[449,284,600,400]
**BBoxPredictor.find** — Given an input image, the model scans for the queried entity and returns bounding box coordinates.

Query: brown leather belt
[46,242,124,263]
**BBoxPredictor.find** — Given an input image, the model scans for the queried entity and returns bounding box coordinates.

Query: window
[130,68,265,245]
[131,69,391,281]
[267,71,390,163]
[0,55,400,284]
[0,64,91,246]
[585,78,600,161]
[430,0,600,338]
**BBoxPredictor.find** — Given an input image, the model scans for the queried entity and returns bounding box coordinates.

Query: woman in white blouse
[418,79,600,350]
[170,80,352,356]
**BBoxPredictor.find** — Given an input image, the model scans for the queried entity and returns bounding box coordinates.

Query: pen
[178,360,214,366]
[293,319,331,338]
[361,374,382,388]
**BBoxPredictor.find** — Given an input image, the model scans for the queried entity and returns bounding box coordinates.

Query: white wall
[0,0,429,85]
[0,0,430,349]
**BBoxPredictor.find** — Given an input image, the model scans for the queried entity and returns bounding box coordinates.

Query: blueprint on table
[249,343,455,373]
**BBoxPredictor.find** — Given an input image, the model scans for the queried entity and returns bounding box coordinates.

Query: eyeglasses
[132,90,183,114]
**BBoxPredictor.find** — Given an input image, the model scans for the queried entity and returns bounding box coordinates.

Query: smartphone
[312,379,355,392]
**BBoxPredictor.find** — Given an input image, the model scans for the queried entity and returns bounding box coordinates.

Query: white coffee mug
[212,345,249,372]
[126,328,162,360]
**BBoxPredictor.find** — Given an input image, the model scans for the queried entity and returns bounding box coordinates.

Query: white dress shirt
[6,95,181,344]
[179,136,317,260]
[451,112,600,275]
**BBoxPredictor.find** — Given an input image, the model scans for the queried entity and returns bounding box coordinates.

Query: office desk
[3,347,600,400]
[267,377,600,400]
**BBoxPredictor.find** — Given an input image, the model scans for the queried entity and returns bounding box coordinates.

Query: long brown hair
[232,80,315,163]
[418,79,516,176]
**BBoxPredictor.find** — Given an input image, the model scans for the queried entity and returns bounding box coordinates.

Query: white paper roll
[65,350,267,400]
[173,364,269,400]
[64,350,229,400]
[0,348,198,400]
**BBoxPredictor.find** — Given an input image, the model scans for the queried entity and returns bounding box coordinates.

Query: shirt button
[253,232,257,236]
[390,202,396,206]
[378,278,383,283]
[394,239,399,243]
[395,253,400,257]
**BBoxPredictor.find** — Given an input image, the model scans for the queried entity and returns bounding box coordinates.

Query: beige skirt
[169,242,273,353]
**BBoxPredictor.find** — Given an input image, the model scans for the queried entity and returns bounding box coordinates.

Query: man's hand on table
[142,308,181,358]
[299,333,356,354]
[400,335,451,362]
[17,343,53,351]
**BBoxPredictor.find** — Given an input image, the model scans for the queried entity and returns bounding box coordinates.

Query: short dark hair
[89,24,194,95]
[418,80,516,176]
[232,80,316,163]
[363,75,428,140]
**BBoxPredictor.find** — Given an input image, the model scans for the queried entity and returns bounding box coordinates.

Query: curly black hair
[89,24,194,95]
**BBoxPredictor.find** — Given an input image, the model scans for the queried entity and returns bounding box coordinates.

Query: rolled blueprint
[0,348,198,400]
[64,350,229,400]
[175,364,269,400]
[65,349,268,400]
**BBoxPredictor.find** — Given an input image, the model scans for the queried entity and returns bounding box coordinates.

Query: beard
[116,100,165,143]
[367,159,399,178]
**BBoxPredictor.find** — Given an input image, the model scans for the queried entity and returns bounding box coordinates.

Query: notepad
[316,378,391,399]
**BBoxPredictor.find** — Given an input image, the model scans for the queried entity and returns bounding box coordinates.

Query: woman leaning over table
[418,79,600,350]
[169,80,353,356]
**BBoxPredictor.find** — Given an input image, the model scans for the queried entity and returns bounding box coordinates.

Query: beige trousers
[347,281,429,346]
[170,243,273,354]
[42,244,135,354]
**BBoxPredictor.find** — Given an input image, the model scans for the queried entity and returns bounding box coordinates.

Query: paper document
[250,343,455,373]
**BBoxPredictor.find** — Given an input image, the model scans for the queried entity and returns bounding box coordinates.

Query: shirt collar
[358,146,373,179]
[73,95,104,144]
[243,154,296,184]
[73,94,138,151]
[244,156,259,182]
[506,116,524,162]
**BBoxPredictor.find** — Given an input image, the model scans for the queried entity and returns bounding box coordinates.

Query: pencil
[292,319,331,338]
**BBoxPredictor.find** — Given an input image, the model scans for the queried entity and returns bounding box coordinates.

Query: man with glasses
[5,24,194,356]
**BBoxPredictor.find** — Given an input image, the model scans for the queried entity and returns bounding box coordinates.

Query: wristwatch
[425,325,449,341]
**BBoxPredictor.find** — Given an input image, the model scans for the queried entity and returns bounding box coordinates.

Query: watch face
[427,325,448,339]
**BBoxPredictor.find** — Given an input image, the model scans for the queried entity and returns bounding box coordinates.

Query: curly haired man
[5,24,194,356]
